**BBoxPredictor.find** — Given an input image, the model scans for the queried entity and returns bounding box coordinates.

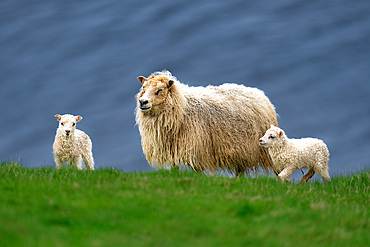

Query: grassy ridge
[0,161,368,247]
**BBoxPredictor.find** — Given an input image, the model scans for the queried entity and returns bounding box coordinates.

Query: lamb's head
[259,125,287,148]
[55,114,82,138]
[137,71,176,114]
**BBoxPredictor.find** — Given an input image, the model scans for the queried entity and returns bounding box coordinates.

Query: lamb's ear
[55,114,62,121]
[137,76,147,85]
[168,80,174,88]
[75,115,83,122]
[270,124,275,128]
[279,130,284,137]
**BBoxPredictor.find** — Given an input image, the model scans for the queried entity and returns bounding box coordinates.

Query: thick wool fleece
[136,70,278,175]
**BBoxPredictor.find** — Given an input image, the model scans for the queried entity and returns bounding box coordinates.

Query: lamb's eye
[155,88,164,95]
[61,123,64,126]
[269,135,275,139]
[72,123,76,126]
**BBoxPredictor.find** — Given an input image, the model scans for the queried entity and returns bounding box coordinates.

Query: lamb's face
[55,114,82,137]
[259,125,285,148]
[137,75,174,113]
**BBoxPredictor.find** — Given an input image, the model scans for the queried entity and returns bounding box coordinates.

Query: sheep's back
[288,138,329,168]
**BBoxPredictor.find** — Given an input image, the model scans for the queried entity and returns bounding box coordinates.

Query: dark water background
[1,0,369,180]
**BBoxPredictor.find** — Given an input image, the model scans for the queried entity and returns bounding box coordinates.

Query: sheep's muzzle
[139,99,151,112]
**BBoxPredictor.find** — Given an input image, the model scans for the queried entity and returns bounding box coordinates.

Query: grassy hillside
[0,161,368,247]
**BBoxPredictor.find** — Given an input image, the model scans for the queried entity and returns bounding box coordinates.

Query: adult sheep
[135,70,278,175]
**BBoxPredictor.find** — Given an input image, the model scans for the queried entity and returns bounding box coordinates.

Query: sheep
[53,114,94,170]
[135,70,278,175]
[259,125,330,183]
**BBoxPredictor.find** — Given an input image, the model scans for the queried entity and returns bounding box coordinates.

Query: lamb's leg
[315,165,330,183]
[76,157,83,170]
[83,152,95,170]
[300,168,315,183]
[54,157,63,169]
[278,166,295,182]
[70,157,83,170]
[314,151,330,183]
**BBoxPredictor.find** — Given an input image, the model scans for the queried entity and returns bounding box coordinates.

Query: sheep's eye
[269,135,275,139]
[72,123,76,126]
[155,88,164,95]
[61,122,64,126]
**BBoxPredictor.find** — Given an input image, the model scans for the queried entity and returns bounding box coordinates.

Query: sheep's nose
[140,99,149,106]
[66,130,70,135]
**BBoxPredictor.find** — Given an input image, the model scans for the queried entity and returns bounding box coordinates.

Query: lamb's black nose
[66,130,70,136]
[140,99,149,106]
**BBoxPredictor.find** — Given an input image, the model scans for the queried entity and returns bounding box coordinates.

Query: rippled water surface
[1,1,369,179]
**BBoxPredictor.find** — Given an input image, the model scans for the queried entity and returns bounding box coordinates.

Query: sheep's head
[259,124,286,148]
[137,73,175,114]
[55,114,82,138]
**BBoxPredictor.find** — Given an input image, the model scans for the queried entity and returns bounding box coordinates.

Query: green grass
[0,161,368,247]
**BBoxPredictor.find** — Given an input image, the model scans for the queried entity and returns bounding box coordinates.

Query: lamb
[259,125,330,183]
[135,70,278,175]
[53,114,94,170]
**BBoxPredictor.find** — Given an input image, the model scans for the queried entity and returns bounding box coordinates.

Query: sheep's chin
[140,107,152,112]
[62,133,72,138]
[259,142,271,148]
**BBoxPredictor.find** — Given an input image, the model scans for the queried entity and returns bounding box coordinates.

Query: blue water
[1,1,369,179]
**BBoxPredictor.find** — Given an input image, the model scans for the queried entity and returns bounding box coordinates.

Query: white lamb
[259,125,330,183]
[53,114,94,170]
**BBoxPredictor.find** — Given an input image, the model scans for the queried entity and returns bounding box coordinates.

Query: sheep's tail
[300,168,315,183]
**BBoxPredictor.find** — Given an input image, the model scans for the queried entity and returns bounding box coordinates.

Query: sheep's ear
[75,115,83,122]
[55,114,62,121]
[137,76,147,85]
[168,80,174,88]
[279,130,284,137]
[270,124,275,128]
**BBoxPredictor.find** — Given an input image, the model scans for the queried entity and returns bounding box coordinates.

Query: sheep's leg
[278,166,295,182]
[54,157,63,169]
[171,163,180,171]
[190,163,204,173]
[83,152,95,170]
[234,166,246,177]
[76,157,83,170]
[314,151,330,183]
[300,168,315,183]
[71,157,83,170]
[314,165,330,183]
